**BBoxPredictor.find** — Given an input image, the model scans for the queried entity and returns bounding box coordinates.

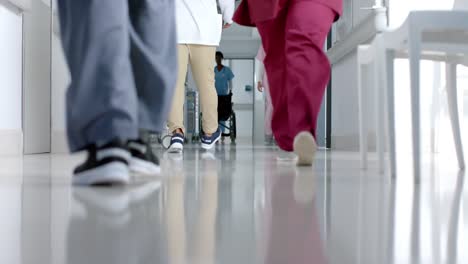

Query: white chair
[358,0,468,181]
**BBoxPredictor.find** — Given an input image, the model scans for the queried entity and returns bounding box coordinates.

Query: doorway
[223,58,256,144]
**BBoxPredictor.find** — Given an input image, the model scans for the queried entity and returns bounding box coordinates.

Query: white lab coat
[176,0,235,46]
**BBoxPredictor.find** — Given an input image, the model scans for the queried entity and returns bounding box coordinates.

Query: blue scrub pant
[57,0,177,152]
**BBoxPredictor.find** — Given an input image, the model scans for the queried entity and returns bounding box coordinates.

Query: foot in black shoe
[127,139,161,176]
[73,141,131,186]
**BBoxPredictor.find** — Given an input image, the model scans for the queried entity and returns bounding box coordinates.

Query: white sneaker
[293,131,317,166]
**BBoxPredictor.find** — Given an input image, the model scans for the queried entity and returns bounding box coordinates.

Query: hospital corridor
[1,0,468,263]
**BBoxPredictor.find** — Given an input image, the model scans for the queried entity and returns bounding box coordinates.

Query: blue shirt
[214,66,235,95]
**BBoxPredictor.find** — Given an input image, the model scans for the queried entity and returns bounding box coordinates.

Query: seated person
[214,51,235,138]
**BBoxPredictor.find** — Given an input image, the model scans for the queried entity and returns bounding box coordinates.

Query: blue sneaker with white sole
[201,128,221,150]
[168,133,185,153]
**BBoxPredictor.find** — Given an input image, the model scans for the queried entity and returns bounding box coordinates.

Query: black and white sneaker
[73,141,131,186]
[168,133,185,153]
[201,128,221,150]
[127,139,161,176]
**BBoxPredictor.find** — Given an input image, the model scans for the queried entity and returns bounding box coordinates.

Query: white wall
[0,5,22,130]
[329,0,387,150]
[331,53,364,150]
[330,0,383,150]
[331,0,376,149]
[0,4,23,155]
[388,0,455,29]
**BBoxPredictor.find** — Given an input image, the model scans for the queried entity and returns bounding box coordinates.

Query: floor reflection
[447,171,465,264]
[68,182,165,263]
[2,146,466,264]
[263,164,325,264]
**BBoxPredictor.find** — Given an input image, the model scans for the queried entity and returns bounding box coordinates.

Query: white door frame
[22,0,51,154]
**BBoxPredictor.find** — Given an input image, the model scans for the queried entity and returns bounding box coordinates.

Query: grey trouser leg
[57,0,177,152]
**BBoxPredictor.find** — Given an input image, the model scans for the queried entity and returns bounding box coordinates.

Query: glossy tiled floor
[0,144,467,264]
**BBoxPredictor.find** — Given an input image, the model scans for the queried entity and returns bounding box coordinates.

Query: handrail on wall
[1,0,31,11]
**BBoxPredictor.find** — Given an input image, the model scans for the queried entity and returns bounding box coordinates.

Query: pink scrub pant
[257,1,335,151]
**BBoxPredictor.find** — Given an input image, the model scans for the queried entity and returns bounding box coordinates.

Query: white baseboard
[51,130,69,154]
[0,130,23,155]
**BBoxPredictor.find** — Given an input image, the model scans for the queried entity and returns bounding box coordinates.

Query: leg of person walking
[257,1,335,165]
[58,0,178,184]
[189,45,221,150]
[257,10,290,151]
[284,1,335,165]
[264,84,274,143]
[58,0,138,185]
[59,0,139,152]
[127,0,177,174]
[285,1,334,141]
[167,45,190,153]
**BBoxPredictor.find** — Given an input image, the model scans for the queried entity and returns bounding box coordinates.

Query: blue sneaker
[201,129,221,150]
[168,133,185,153]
